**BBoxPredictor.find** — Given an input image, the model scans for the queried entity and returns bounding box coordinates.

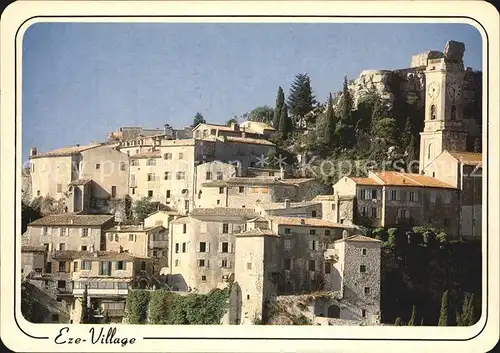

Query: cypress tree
[279,103,292,141]
[438,290,450,326]
[407,135,417,173]
[273,86,285,129]
[287,73,316,125]
[407,305,416,326]
[394,317,402,326]
[192,112,206,128]
[81,284,89,323]
[339,75,353,124]
[321,93,336,148]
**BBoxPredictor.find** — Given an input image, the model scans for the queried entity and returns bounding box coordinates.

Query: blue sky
[22,22,482,161]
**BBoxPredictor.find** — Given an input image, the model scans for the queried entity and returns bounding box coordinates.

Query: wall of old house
[30,155,74,200]
[257,203,322,218]
[27,225,104,252]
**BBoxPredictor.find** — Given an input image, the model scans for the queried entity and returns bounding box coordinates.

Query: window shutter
[229,243,233,253]
[66,227,69,236]
[196,243,200,253]
[206,260,210,268]
[79,228,83,237]
[308,240,313,250]
[218,242,222,253]
[65,261,70,273]
[228,261,232,268]
[206,242,210,252]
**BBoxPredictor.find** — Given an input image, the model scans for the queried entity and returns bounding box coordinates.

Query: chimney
[139,222,144,230]
[29,147,37,157]
[342,230,348,239]
[284,199,291,209]
[119,245,123,253]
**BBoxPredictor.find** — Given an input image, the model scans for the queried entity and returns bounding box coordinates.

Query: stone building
[330,171,460,235]
[104,224,168,273]
[167,208,258,293]
[423,150,482,240]
[70,251,154,323]
[25,214,115,252]
[255,200,322,218]
[29,143,130,213]
[143,209,182,229]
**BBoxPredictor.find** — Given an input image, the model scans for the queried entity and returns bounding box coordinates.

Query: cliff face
[21,167,32,204]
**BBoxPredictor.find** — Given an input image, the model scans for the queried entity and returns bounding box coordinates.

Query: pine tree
[407,305,416,326]
[287,73,316,125]
[339,75,353,124]
[81,284,89,323]
[192,112,206,128]
[273,86,285,129]
[279,103,292,141]
[321,93,336,148]
[438,290,450,326]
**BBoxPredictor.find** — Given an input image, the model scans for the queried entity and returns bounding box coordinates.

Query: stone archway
[327,304,340,318]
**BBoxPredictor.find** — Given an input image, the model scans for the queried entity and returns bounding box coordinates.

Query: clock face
[428,81,440,100]
[447,81,462,100]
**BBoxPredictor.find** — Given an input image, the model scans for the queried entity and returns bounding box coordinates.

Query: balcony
[149,240,168,249]
[104,309,125,317]
[73,279,131,297]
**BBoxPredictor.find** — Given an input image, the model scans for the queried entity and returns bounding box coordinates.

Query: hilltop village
[21,40,482,326]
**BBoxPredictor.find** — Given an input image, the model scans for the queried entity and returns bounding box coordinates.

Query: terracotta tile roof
[256,201,320,210]
[30,143,102,159]
[349,172,456,189]
[22,245,47,253]
[129,150,161,159]
[202,177,311,187]
[235,228,279,238]
[52,250,89,259]
[240,121,276,131]
[190,208,258,218]
[169,217,191,224]
[267,216,354,228]
[146,210,182,217]
[343,235,382,243]
[69,179,92,186]
[350,177,382,186]
[77,251,151,261]
[312,195,336,201]
[373,172,456,189]
[225,136,275,146]
[278,178,316,185]
[447,151,482,166]
[248,216,269,223]
[28,214,114,227]
[105,225,166,233]
[193,123,235,132]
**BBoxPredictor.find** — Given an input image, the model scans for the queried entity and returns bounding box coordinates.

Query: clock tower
[419,46,468,172]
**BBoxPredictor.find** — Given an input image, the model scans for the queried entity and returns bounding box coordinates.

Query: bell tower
[419,41,468,172]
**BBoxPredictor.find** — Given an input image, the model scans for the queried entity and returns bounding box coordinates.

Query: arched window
[450,105,456,120]
[327,305,341,318]
[430,105,436,120]
[428,143,434,160]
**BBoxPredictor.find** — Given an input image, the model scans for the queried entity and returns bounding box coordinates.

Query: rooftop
[189,208,258,218]
[349,171,456,189]
[267,216,353,228]
[202,177,313,187]
[28,214,114,227]
[30,143,102,159]
[21,245,47,253]
[256,201,320,210]
[235,228,279,238]
[447,151,482,166]
[105,224,166,233]
[129,150,162,159]
[69,179,92,186]
[335,235,382,243]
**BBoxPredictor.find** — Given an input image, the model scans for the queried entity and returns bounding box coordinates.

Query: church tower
[419,41,468,172]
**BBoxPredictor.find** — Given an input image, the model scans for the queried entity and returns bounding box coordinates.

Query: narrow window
[111,186,116,198]
[284,258,291,270]
[364,287,370,295]
[96,163,100,170]
[324,262,331,274]
[239,186,244,193]
[216,172,223,180]
[362,248,367,256]
[206,172,212,180]
[222,224,229,234]
[430,104,436,120]
[182,224,187,234]
[148,190,153,197]
[359,265,367,273]
[219,187,224,194]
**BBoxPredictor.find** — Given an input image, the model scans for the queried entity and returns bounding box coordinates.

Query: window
[184,200,189,211]
[398,209,409,219]
[199,242,208,252]
[261,187,269,194]
[60,228,66,236]
[114,234,119,242]
[364,287,370,295]
[46,262,52,273]
[284,258,291,270]
[309,240,318,250]
[175,243,179,253]
[247,262,252,270]
[164,153,172,160]
[58,261,66,273]
[408,191,417,202]
[221,242,229,253]
[96,163,101,170]
[148,190,153,197]
[176,172,185,180]
[362,248,367,256]
[247,295,250,300]
[284,238,292,250]
[59,243,66,251]
[166,190,171,199]
[198,259,206,267]
[146,158,156,166]
[147,173,155,181]
[428,143,434,160]
[116,261,125,270]
[120,162,126,171]
[182,224,187,234]
[31,163,35,173]
[178,152,184,160]
[312,210,317,218]
[222,223,229,234]
[175,259,179,267]
[238,186,244,193]
[251,187,259,193]
[359,265,367,273]
[432,172,436,177]
[182,243,186,253]
[164,172,170,180]
[219,187,224,194]
[309,260,316,271]
[325,229,331,236]
[206,172,212,180]
[331,203,336,211]
[129,234,135,241]
[309,229,316,235]
[284,228,291,235]
[111,186,116,198]
[430,104,436,120]
[82,261,91,270]
[153,250,158,257]
[371,207,378,218]
[221,259,229,268]
[82,228,89,237]
[37,190,41,196]
[131,160,139,166]
[389,190,398,201]
[362,309,366,318]
[360,206,367,217]
[57,184,62,193]
[80,245,87,251]
[444,192,452,204]
[99,261,112,276]
[216,200,220,205]
[131,188,136,195]
[371,190,377,199]
[217,172,223,180]
[201,275,206,281]
[325,262,331,274]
